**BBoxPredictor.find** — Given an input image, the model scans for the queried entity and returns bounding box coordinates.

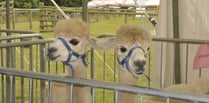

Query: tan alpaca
[95,24,152,103]
[143,76,209,103]
[92,24,209,103]
[45,19,104,103]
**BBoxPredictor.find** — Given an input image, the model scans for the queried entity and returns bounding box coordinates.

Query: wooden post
[29,9,32,30]
[82,0,88,22]
[39,2,44,32]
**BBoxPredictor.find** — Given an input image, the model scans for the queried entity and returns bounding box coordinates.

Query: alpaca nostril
[134,60,146,75]
[48,47,57,53]
[134,60,146,67]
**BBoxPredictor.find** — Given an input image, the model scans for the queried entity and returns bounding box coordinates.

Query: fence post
[82,0,88,22]
[29,9,32,29]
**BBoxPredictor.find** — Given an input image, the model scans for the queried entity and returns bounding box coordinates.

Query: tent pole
[172,0,181,84]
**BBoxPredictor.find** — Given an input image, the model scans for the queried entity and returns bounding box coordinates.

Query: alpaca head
[47,19,90,63]
[116,24,151,77]
[95,24,151,78]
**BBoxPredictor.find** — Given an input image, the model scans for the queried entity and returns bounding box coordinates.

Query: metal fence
[152,38,209,87]
[0,30,209,103]
[1,67,209,103]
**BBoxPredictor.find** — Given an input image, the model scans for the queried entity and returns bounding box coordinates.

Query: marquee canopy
[88,0,159,8]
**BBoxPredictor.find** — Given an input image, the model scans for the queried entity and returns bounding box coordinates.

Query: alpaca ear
[88,34,116,50]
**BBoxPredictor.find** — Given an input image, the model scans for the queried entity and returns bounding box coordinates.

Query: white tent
[151,0,209,88]
[88,0,159,8]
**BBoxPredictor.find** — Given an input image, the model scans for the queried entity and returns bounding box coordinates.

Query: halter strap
[118,45,146,72]
[58,38,88,77]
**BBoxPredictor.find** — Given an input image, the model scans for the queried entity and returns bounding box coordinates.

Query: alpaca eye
[120,47,127,53]
[69,39,79,46]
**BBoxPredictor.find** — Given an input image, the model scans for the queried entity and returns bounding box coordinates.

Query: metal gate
[0,29,209,103]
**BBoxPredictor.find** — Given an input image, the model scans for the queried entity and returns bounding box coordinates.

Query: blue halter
[58,38,88,77]
[118,45,146,72]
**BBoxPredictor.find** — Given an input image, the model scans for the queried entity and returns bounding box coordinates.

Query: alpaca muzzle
[134,60,146,74]
[47,47,60,60]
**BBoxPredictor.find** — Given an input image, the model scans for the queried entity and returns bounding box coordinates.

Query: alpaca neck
[65,59,87,78]
[119,68,138,85]
[118,67,138,103]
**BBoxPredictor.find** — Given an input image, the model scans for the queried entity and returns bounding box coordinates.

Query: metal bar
[90,48,95,103]
[114,51,117,102]
[40,43,46,103]
[49,82,53,103]
[9,75,13,103]
[62,63,65,73]
[0,29,36,34]
[39,8,156,16]
[94,35,209,44]
[29,45,33,71]
[0,38,54,48]
[0,48,4,67]
[0,34,43,41]
[21,77,24,103]
[1,33,205,46]
[29,78,34,103]
[160,42,163,88]
[1,74,4,103]
[103,51,106,103]
[140,95,143,103]
[29,44,34,103]
[35,45,38,103]
[1,68,209,102]
[6,48,13,103]
[166,97,170,103]
[92,88,95,103]
[55,62,58,74]
[90,48,94,80]
[114,51,117,83]
[12,46,16,68]
[199,68,202,77]
[148,50,151,87]
[185,44,189,83]
[20,45,24,103]
[69,84,74,103]
[152,38,209,44]
[35,78,38,103]
[114,91,118,103]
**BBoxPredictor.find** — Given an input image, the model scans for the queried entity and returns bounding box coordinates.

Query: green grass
[90,17,154,35]
[0,17,154,103]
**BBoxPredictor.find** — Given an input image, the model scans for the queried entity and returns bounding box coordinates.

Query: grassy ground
[0,16,155,103]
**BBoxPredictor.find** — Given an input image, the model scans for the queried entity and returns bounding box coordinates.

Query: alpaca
[93,24,209,103]
[45,19,101,103]
[95,24,152,103]
[143,76,209,103]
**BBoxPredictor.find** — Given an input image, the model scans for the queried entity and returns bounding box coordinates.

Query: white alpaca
[143,76,209,103]
[95,24,152,103]
[45,19,104,103]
